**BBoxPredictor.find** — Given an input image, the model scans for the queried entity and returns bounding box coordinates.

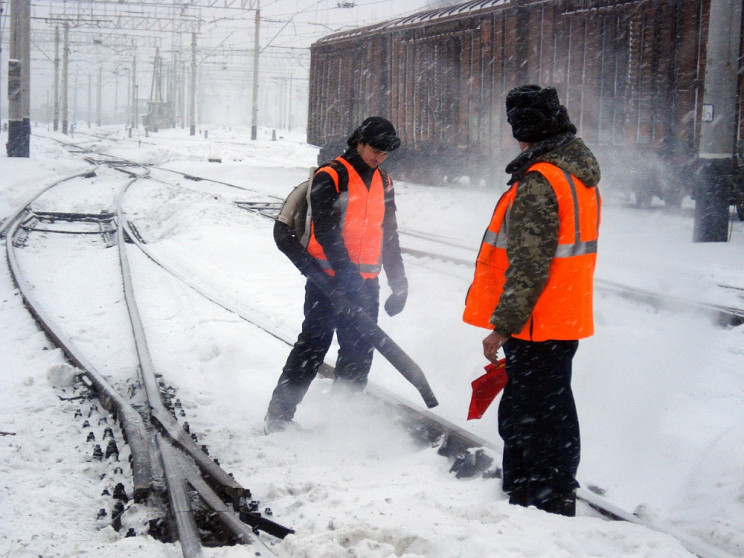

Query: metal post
[171,44,178,127]
[73,73,78,130]
[53,26,59,131]
[189,32,196,136]
[250,1,260,140]
[126,68,131,128]
[87,73,92,128]
[7,0,31,157]
[693,0,743,242]
[0,2,3,129]
[131,49,137,129]
[114,69,119,123]
[61,24,69,134]
[288,73,293,132]
[180,59,186,129]
[96,65,102,127]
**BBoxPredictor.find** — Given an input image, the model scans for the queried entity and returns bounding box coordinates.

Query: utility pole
[61,24,69,134]
[125,67,131,128]
[53,26,59,131]
[0,1,4,128]
[7,0,31,157]
[693,0,743,242]
[87,73,91,128]
[189,32,196,136]
[73,73,78,128]
[96,65,102,127]
[250,0,260,140]
[131,48,138,129]
[181,59,186,129]
[288,73,293,132]
[113,69,119,123]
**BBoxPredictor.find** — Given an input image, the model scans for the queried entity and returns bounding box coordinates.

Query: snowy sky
[0,125,743,557]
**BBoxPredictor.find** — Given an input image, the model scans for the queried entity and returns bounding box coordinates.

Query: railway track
[3,164,287,557]
[5,135,737,558]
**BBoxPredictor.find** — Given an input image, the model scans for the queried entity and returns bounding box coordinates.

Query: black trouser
[498,337,580,507]
[266,277,380,422]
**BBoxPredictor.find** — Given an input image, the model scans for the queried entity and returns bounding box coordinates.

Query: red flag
[467,359,507,420]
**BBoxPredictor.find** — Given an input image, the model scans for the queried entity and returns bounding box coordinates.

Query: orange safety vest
[463,162,601,341]
[306,157,387,279]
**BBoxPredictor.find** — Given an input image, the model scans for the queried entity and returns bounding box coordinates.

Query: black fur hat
[506,85,576,143]
[347,116,401,152]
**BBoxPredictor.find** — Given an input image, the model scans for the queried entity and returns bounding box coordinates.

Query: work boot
[508,486,530,507]
[263,414,300,435]
[540,490,577,517]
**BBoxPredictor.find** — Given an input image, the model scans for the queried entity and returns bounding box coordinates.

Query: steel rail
[116,182,291,545]
[4,171,283,556]
[159,440,204,558]
[115,186,207,558]
[3,183,154,503]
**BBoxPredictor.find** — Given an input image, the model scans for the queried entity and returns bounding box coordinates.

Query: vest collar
[505,132,575,184]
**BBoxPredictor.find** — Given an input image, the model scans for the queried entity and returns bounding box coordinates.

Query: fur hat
[506,85,576,143]
[347,116,401,152]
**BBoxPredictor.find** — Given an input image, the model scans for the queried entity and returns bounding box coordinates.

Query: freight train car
[308,0,744,224]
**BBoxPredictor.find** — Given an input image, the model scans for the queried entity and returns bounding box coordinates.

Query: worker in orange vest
[464,85,601,516]
[265,117,407,434]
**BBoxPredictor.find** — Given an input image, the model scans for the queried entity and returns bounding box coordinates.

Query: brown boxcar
[308,0,743,212]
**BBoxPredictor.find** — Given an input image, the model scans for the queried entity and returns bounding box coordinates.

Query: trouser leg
[334,278,379,389]
[498,374,526,496]
[266,281,335,422]
[499,338,580,509]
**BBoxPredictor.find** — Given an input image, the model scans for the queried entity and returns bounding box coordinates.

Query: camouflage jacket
[490,135,601,337]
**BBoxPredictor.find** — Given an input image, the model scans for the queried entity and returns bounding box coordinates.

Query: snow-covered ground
[1,125,743,558]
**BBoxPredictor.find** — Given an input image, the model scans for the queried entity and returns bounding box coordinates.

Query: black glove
[337,268,365,299]
[384,288,407,317]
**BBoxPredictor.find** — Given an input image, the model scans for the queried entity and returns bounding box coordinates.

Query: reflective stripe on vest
[463,162,601,341]
[306,157,386,279]
[481,167,599,259]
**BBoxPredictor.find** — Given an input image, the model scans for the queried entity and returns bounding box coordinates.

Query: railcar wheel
[634,189,653,208]
[662,189,684,209]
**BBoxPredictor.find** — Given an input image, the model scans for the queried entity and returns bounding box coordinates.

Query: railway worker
[264,116,408,434]
[463,85,602,516]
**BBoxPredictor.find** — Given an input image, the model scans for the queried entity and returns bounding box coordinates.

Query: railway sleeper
[234,200,282,220]
[58,380,165,537]
[145,382,294,542]
[17,210,118,246]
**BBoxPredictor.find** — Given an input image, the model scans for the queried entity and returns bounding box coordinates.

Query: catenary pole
[132,48,138,129]
[7,0,30,157]
[96,65,102,127]
[189,32,196,136]
[61,24,68,134]
[87,73,91,128]
[693,0,743,242]
[53,26,59,131]
[250,0,260,140]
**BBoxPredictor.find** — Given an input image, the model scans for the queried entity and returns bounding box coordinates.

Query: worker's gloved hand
[330,269,365,318]
[384,288,408,317]
[336,268,365,300]
[328,288,353,317]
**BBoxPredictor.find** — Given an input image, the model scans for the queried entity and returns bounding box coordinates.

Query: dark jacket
[311,147,407,295]
[491,134,601,336]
